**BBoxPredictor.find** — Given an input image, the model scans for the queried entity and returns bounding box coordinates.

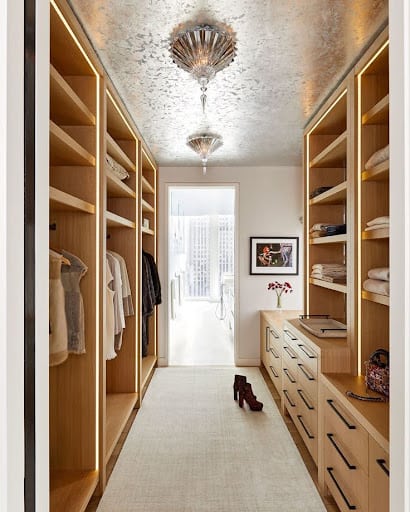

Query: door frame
[162,183,239,366]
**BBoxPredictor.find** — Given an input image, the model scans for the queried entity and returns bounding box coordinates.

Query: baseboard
[235,358,261,367]
[157,357,168,367]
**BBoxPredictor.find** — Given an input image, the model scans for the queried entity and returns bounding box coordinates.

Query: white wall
[0,1,25,510]
[158,166,304,366]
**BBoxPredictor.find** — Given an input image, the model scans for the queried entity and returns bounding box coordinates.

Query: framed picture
[249,237,299,275]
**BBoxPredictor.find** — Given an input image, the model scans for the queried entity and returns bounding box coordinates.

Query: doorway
[168,186,236,366]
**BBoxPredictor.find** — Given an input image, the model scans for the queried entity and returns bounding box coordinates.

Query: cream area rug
[97,367,326,512]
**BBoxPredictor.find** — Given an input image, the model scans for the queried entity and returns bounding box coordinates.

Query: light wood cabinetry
[300,26,390,511]
[49,2,101,510]
[260,310,302,394]
[49,0,159,507]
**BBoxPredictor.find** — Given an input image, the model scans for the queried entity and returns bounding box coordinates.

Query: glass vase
[276,294,282,309]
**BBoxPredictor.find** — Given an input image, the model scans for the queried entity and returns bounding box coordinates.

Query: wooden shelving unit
[362,228,389,239]
[362,290,390,306]
[49,3,101,511]
[309,131,347,168]
[106,167,136,199]
[362,94,389,125]
[309,234,347,245]
[139,146,158,403]
[106,211,136,229]
[362,159,389,181]
[105,393,138,464]
[106,132,135,173]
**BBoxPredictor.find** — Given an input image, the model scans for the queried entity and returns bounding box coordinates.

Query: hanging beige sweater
[49,250,68,366]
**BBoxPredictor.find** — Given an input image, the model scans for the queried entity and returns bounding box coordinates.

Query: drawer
[282,342,298,370]
[295,410,318,463]
[295,341,318,376]
[324,391,368,472]
[266,362,281,391]
[297,362,318,403]
[267,340,281,362]
[282,372,298,414]
[325,440,368,512]
[369,437,389,512]
[268,324,281,348]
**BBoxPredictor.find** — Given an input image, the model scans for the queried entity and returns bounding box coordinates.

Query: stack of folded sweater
[311,263,347,283]
[364,215,389,233]
[363,267,389,296]
[310,223,347,238]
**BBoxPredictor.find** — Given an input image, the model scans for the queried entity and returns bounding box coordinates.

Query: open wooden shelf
[141,226,155,236]
[49,186,95,214]
[106,133,135,173]
[362,94,389,125]
[141,175,155,194]
[106,167,136,199]
[362,159,389,182]
[310,131,347,168]
[50,121,95,167]
[105,393,138,464]
[362,228,389,240]
[50,65,95,126]
[142,198,155,213]
[309,234,347,245]
[106,211,135,229]
[141,355,157,390]
[50,470,99,512]
[362,290,390,306]
[309,181,347,205]
[309,277,347,293]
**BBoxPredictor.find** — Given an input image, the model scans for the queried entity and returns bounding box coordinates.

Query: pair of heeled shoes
[233,374,263,411]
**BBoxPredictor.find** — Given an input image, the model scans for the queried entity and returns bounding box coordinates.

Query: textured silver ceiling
[70,0,388,167]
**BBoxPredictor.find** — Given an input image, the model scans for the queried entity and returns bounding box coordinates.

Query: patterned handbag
[365,349,389,397]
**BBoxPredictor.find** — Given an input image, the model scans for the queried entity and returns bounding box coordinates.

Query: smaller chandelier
[170,23,236,111]
[187,134,223,175]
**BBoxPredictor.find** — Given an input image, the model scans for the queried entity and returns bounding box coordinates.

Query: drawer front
[282,342,298,372]
[325,441,368,512]
[369,437,389,512]
[295,410,318,463]
[282,370,298,414]
[297,362,318,403]
[295,340,318,376]
[267,337,281,363]
[266,362,281,392]
[324,391,368,472]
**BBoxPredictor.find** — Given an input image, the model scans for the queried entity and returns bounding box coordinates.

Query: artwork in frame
[249,237,299,275]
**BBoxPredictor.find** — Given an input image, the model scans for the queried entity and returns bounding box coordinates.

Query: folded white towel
[312,263,345,270]
[364,223,390,231]
[367,216,390,226]
[368,267,389,281]
[363,278,390,296]
[365,144,389,170]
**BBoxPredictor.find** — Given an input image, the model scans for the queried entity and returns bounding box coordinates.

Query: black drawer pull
[298,389,314,410]
[376,459,390,477]
[326,467,357,510]
[283,389,295,407]
[326,399,356,429]
[298,343,316,359]
[269,347,280,359]
[269,365,279,378]
[298,363,315,381]
[297,415,314,439]
[265,326,270,352]
[283,368,296,383]
[284,329,298,341]
[283,345,297,359]
[270,327,280,339]
[327,433,356,469]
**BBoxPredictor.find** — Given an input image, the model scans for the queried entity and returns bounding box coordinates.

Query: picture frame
[249,237,299,275]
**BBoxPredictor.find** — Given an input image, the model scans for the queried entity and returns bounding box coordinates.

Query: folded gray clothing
[363,278,389,296]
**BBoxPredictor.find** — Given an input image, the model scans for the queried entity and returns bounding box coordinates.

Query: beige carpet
[97,367,326,512]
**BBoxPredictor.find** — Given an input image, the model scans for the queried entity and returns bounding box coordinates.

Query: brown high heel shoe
[238,383,263,411]
[233,374,247,400]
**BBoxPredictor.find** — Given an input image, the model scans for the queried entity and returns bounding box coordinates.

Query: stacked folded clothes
[363,267,389,296]
[365,144,389,170]
[364,215,389,232]
[310,223,347,238]
[311,263,347,283]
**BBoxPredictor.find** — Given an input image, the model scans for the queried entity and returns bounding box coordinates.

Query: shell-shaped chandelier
[187,134,223,175]
[170,24,236,111]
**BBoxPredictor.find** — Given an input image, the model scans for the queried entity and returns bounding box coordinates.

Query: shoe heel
[233,387,238,400]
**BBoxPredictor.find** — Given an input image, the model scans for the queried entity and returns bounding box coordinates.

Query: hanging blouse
[106,260,116,360]
[107,250,134,316]
[106,252,125,335]
[49,249,68,366]
[60,250,88,354]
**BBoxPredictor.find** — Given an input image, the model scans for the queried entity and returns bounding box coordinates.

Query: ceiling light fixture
[187,134,223,175]
[170,23,236,111]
